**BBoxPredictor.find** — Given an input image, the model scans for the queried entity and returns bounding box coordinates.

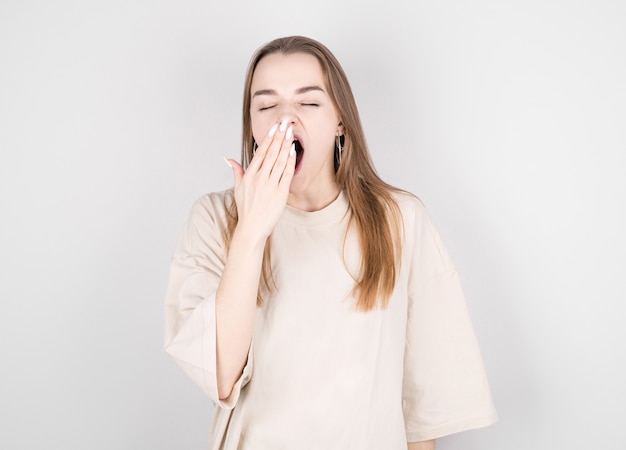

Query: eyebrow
[252,85,325,97]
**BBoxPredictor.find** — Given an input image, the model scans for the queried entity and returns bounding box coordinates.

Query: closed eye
[259,105,276,111]
[301,103,319,107]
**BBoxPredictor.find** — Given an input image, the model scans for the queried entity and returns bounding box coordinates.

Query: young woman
[164,35,498,450]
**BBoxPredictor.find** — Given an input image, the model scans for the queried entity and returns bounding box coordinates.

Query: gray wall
[1,0,624,448]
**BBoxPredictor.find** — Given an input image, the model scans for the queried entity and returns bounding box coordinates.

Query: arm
[408,441,435,450]
[216,119,296,399]
[402,198,498,441]
[214,225,266,399]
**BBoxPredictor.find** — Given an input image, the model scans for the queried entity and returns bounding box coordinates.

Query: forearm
[215,225,266,399]
[408,440,435,450]
[215,117,295,399]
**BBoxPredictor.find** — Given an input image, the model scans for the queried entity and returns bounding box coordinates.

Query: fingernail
[279,119,288,132]
[289,142,296,156]
[223,155,232,168]
[268,124,278,137]
[285,125,293,141]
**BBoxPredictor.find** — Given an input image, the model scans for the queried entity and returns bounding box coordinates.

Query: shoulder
[188,189,235,223]
[180,189,235,242]
[173,189,235,254]
[390,189,455,269]
[390,189,430,226]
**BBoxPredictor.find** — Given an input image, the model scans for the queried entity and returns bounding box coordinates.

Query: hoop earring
[335,135,343,166]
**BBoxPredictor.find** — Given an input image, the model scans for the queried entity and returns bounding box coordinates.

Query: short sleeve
[402,199,498,441]
[163,192,252,409]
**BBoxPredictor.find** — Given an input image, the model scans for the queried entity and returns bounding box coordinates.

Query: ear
[336,122,345,136]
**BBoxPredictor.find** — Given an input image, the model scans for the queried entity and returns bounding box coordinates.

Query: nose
[276,107,298,127]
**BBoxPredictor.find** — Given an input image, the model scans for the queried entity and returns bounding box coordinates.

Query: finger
[225,158,244,187]
[248,122,279,172]
[270,126,294,182]
[260,120,290,177]
[278,143,297,188]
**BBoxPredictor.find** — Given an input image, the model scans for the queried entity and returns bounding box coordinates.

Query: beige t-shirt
[164,189,497,450]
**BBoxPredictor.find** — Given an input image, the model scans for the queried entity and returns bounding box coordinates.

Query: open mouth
[293,139,304,171]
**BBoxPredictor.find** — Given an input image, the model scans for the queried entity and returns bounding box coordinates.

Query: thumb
[223,156,244,186]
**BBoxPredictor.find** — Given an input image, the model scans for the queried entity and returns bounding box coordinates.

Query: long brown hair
[225,36,405,311]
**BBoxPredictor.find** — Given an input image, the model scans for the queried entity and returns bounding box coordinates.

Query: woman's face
[250,52,342,206]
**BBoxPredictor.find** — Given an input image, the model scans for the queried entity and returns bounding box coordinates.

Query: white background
[1,0,624,449]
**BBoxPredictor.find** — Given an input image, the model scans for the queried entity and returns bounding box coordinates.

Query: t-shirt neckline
[282,190,349,226]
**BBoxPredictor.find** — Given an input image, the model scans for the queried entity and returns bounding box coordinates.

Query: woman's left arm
[408,440,435,450]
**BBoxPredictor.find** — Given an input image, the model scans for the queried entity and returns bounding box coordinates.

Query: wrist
[231,224,269,254]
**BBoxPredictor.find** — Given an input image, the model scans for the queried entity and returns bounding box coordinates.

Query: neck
[287,183,341,212]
